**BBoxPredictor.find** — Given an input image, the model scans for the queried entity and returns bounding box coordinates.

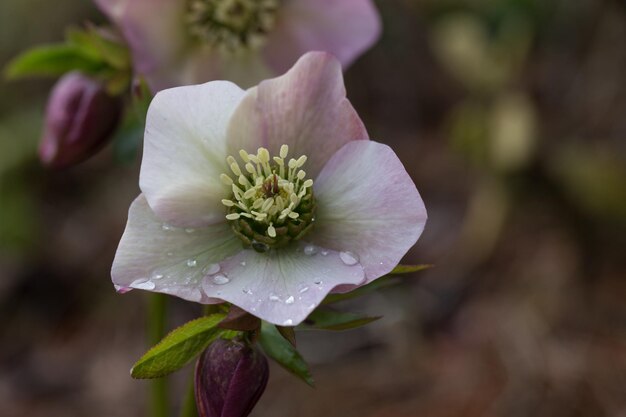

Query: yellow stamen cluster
[186,0,279,50]
[220,145,314,240]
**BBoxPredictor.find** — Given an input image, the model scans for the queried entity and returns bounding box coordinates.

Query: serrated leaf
[4,44,106,79]
[131,313,226,379]
[301,309,381,331]
[389,264,433,274]
[259,322,314,387]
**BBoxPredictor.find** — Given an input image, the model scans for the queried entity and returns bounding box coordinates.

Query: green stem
[148,293,168,417]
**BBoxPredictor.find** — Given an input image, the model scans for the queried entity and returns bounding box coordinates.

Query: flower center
[220,145,316,252]
[186,0,279,50]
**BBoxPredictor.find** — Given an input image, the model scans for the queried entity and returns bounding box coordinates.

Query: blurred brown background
[1,0,625,416]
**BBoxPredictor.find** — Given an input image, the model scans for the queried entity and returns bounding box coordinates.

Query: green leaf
[259,322,314,386]
[322,264,432,305]
[301,309,381,331]
[131,313,226,379]
[4,44,106,79]
[322,277,400,305]
[66,27,130,70]
[389,264,433,274]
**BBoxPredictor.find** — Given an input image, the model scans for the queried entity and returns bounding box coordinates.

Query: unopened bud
[195,338,269,417]
[39,72,122,168]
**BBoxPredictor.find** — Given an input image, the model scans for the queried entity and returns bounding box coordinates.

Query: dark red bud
[195,338,269,417]
[39,72,123,168]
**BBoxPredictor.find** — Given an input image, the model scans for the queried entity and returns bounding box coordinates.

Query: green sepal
[259,322,314,387]
[66,26,129,70]
[131,313,226,379]
[300,309,380,331]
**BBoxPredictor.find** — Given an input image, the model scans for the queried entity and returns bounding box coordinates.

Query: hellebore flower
[195,338,269,417]
[39,72,123,168]
[95,0,381,91]
[112,52,427,326]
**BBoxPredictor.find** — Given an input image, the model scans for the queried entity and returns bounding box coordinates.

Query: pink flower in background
[112,52,426,326]
[95,0,381,91]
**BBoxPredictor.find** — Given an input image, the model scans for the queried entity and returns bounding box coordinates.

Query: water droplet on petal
[283,319,293,326]
[185,228,195,233]
[285,295,295,304]
[202,263,220,275]
[314,280,323,286]
[299,286,309,294]
[187,259,197,267]
[309,303,316,310]
[242,288,253,295]
[162,223,173,231]
[166,252,174,257]
[303,245,317,256]
[212,274,230,285]
[320,249,329,256]
[269,293,280,302]
[240,261,247,266]
[151,271,164,280]
[339,251,359,266]
[131,279,156,290]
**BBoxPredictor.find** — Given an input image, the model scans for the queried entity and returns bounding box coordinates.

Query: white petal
[226,52,368,178]
[112,195,242,304]
[201,242,365,326]
[140,81,245,227]
[309,141,427,286]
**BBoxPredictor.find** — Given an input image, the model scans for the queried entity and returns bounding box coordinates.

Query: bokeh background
[1,0,625,416]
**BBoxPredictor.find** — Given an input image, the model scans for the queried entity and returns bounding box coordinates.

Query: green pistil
[220,145,317,252]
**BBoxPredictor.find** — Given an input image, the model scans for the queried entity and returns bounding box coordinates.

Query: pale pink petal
[263,0,381,73]
[95,0,188,91]
[140,81,245,227]
[112,195,242,304]
[199,242,365,326]
[309,141,427,287]
[227,52,368,178]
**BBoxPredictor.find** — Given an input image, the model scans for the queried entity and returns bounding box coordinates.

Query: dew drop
[162,223,173,231]
[285,295,295,304]
[166,252,174,257]
[269,293,281,302]
[131,279,156,290]
[309,303,316,309]
[320,249,329,256]
[186,259,198,267]
[303,245,317,256]
[283,319,293,326]
[339,251,359,266]
[185,228,196,233]
[240,261,247,266]
[299,286,309,294]
[212,274,230,285]
[242,288,253,295]
[202,263,220,275]
[151,272,164,280]
[314,280,323,286]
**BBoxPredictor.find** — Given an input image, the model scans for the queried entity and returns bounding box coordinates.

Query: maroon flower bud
[195,338,269,417]
[39,72,123,168]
